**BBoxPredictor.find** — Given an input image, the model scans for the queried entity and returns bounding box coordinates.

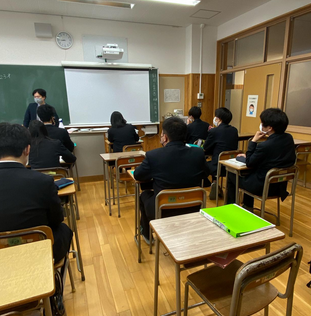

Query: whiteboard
[64,68,151,124]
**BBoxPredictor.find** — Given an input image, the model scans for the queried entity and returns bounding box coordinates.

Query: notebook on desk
[224,158,246,167]
[200,204,275,238]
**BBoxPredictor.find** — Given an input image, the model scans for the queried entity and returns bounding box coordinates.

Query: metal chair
[184,242,303,316]
[114,154,145,217]
[123,144,143,152]
[216,150,243,206]
[295,144,311,187]
[240,166,299,237]
[0,226,75,316]
[148,187,207,254]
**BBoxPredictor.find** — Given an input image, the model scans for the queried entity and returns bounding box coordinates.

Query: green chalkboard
[0,65,70,125]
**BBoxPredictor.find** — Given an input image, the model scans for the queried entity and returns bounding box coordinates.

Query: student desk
[105,139,144,153]
[238,133,254,151]
[150,212,285,316]
[100,151,145,216]
[219,160,249,204]
[0,239,54,316]
[58,179,85,281]
[294,139,311,146]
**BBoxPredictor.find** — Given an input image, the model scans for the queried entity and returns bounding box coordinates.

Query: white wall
[217,0,311,40]
[0,11,186,74]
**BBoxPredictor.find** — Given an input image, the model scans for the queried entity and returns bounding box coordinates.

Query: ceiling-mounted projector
[96,44,124,60]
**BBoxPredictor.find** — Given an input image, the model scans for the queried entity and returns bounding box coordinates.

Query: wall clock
[56,32,73,49]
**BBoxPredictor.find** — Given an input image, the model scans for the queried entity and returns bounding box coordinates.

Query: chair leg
[264,305,269,316]
[117,176,121,218]
[67,259,76,293]
[184,282,189,316]
[261,200,266,219]
[276,197,281,226]
[286,294,294,316]
[149,227,153,254]
[289,195,296,237]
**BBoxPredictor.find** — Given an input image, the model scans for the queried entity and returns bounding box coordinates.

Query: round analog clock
[55,32,73,49]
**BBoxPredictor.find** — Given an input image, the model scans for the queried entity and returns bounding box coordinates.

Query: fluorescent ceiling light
[148,0,200,5]
[58,0,135,9]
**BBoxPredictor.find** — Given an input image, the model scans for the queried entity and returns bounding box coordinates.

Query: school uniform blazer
[29,138,76,169]
[242,133,296,198]
[134,141,208,197]
[203,123,239,176]
[108,124,139,152]
[45,124,74,152]
[0,162,72,262]
[186,118,210,144]
[23,102,59,128]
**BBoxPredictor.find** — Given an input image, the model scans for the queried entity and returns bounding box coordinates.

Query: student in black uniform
[108,111,139,152]
[226,108,296,209]
[203,107,239,199]
[37,104,74,152]
[186,106,210,144]
[28,121,76,169]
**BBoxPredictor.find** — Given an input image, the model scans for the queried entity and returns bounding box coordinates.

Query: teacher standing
[23,88,59,128]
[108,111,139,152]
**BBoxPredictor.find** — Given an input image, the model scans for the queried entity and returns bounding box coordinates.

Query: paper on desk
[67,128,78,133]
[224,158,246,167]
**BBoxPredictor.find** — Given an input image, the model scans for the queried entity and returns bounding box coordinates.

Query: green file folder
[200,204,275,238]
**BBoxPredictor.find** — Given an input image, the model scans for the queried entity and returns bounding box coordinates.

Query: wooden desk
[105,139,144,153]
[100,151,145,216]
[219,159,249,204]
[58,179,85,281]
[238,133,254,151]
[150,212,285,316]
[294,139,311,146]
[0,239,54,316]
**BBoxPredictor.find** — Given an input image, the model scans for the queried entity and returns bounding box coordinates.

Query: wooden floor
[64,180,311,316]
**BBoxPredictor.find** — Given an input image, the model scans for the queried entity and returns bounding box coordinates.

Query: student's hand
[252,131,266,142]
[237,153,246,158]
[187,116,194,125]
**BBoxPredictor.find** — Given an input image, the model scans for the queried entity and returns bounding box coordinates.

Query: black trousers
[52,223,73,263]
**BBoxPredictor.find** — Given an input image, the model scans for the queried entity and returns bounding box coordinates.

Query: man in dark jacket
[186,106,210,144]
[0,123,72,263]
[134,117,208,243]
[37,104,74,152]
[203,107,239,199]
[226,108,296,208]
[23,88,59,128]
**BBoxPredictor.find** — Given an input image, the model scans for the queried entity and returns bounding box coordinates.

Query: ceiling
[0,0,272,27]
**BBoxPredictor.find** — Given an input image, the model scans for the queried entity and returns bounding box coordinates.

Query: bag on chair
[50,270,65,316]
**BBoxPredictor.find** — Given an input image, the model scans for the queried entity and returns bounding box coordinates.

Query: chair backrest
[262,166,299,198]
[0,225,54,249]
[34,167,69,180]
[295,144,311,163]
[155,187,207,219]
[123,144,143,152]
[230,243,303,316]
[115,154,145,170]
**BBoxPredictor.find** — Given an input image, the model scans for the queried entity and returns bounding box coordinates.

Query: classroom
[0,0,311,315]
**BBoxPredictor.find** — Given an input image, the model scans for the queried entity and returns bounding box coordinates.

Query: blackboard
[0,65,70,125]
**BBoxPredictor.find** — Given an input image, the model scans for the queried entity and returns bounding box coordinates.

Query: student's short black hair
[260,108,289,134]
[32,88,46,98]
[0,123,31,159]
[162,117,187,142]
[188,106,202,119]
[37,104,55,122]
[249,104,254,108]
[215,107,232,125]
[110,111,127,128]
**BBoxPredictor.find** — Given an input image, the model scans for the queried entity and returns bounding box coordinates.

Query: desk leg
[103,161,107,206]
[70,195,85,281]
[224,170,228,204]
[175,263,181,316]
[110,165,116,205]
[106,163,112,216]
[154,238,160,316]
[235,172,239,205]
[43,297,52,316]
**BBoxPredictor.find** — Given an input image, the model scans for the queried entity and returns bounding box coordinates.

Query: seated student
[37,104,74,152]
[203,107,238,199]
[186,106,210,144]
[226,108,296,208]
[108,111,139,152]
[23,88,59,128]
[28,120,76,169]
[134,117,208,244]
[0,123,72,263]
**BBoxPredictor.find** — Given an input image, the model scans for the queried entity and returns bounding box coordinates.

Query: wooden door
[240,63,281,134]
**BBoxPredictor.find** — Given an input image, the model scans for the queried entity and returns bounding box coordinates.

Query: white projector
[96,44,124,60]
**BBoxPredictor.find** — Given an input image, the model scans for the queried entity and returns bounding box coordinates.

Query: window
[291,12,311,56]
[222,41,234,70]
[266,22,286,61]
[235,31,265,66]
[285,60,311,127]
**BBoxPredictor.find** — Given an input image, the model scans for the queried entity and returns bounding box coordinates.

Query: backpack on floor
[307,260,311,288]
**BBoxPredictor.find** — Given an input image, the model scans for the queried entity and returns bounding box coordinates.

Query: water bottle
[59,118,65,129]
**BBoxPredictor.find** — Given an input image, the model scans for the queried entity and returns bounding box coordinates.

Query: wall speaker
[34,23,53,38]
